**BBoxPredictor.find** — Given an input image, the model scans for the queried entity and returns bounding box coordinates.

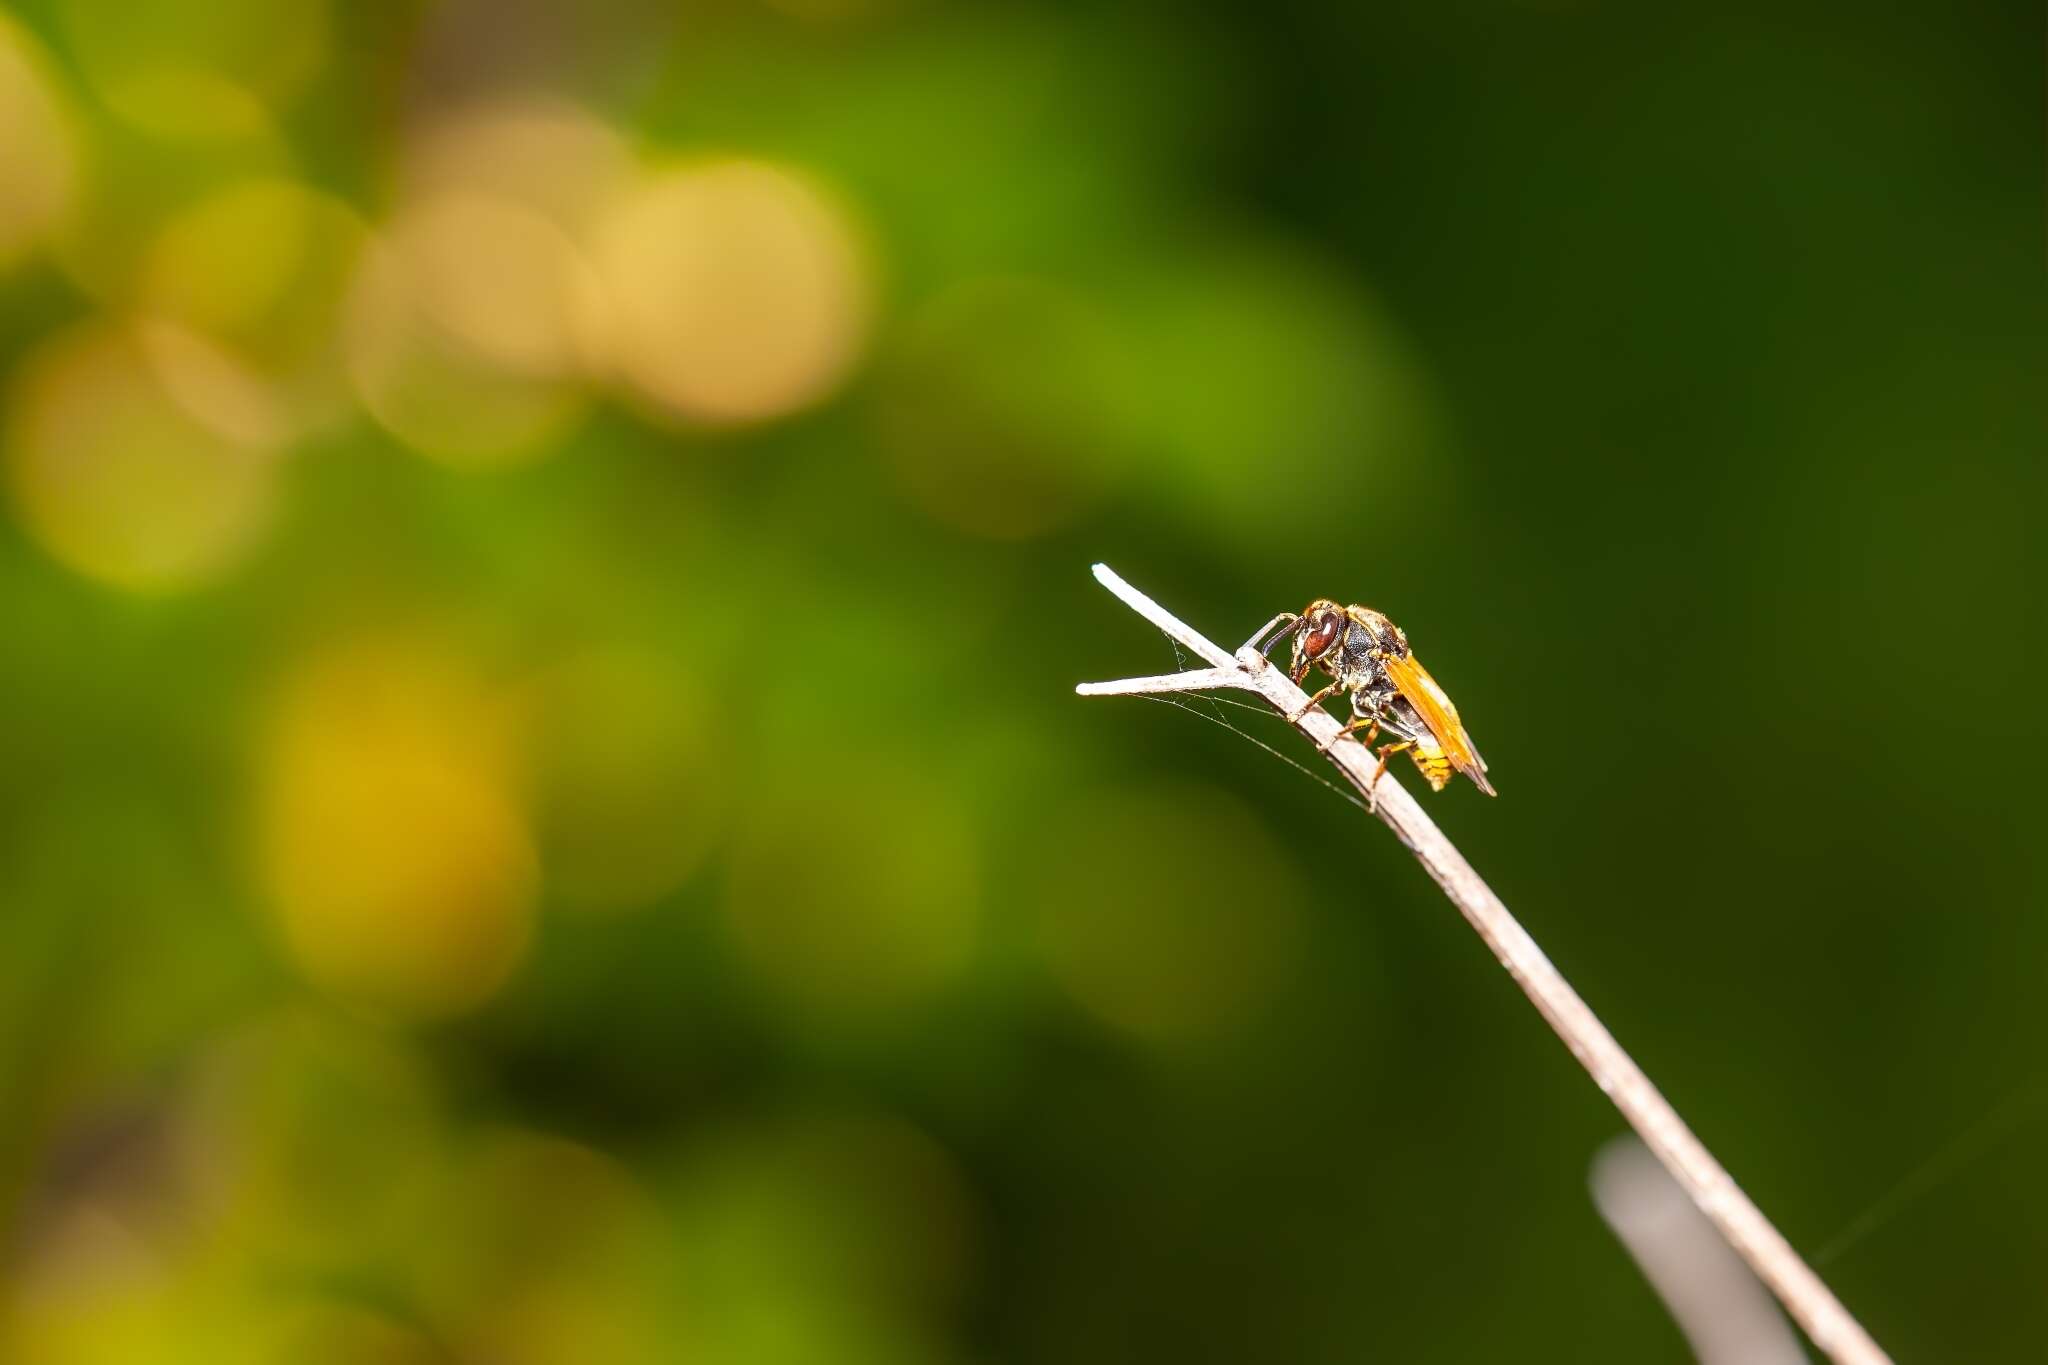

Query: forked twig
[1075,563,1890,1365]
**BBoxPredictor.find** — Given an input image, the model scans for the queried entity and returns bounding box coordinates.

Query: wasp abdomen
[1411,742,1455,792]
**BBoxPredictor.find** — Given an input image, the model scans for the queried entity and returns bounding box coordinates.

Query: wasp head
[1290,599,1347,683]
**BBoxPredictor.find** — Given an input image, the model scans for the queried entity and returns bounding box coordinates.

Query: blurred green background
[0,0,2038,1360]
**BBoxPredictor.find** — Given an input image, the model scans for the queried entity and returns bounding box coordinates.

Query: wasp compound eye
[1303,614,1342,659]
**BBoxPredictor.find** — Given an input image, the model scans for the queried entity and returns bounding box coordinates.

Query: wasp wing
[1381,652,1495,796]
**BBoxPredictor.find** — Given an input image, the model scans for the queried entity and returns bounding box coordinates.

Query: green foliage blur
[0,0,2038,1360]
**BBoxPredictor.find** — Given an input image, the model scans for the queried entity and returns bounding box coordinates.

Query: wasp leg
[1367,741,1415,813]
[1315,716,1379,755]
[1285,682,1342,724]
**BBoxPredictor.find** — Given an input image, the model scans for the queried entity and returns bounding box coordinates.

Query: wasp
[1251,599,1495,798]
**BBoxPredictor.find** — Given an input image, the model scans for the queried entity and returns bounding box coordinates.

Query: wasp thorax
[1347,608,1405,658]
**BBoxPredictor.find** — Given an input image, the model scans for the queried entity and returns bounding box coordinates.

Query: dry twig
[1592,1137,1810,1365]
[1075,563,1890,1365]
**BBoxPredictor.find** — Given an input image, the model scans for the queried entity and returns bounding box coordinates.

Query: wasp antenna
[1245,612,1301,658]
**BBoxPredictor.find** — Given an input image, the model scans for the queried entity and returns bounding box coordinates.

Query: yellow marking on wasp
[1412,742,1454,791]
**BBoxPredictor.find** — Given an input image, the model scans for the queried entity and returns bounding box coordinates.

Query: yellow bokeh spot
[722,767,977,1021]
[145,177,311,339]
[400,98,632,232]
[141,178,367,436]
[53,94,290,302]
[1037,784,1306,1044]
[96,67,271,141]
[263,1304,444,1365]
[135,319,290,448]
[1,1203,166,1363]
[5,319,281,592]
[60,0,329,132]
[254,637,537,1016]
[408,194,608,378]
[0,15,79,270]
[144,177,360,335]
[533,648,725,912]
[592,159,870,425]
[423,1129,669,1365]
[344,197,602,467]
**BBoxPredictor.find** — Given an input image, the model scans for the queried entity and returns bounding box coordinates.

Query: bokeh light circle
[261,1305,443,1364]
[344,195,603,467]
[423,1129,669,1365]
[140,178,367,434]
[399,97,632,232]
[59,0,329,133]
[533,648,726,912]
[592,159,871,425]
[134,317,291,448]
[0,15,80,270]
[54,97,291,302]
[411,194,609,377]
[5,319,282,592]
[145,178,325,335]
[254,637,538,1016]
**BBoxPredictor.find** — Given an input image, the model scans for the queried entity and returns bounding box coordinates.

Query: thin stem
[1592,1138,1810,1365]
[1075,563,1891,1365]
[1075,665,1242,697]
